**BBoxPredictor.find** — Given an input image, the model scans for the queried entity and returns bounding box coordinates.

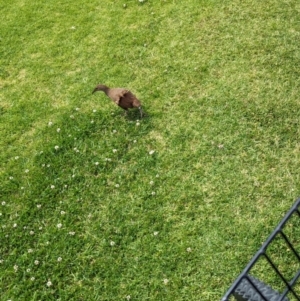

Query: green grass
[1,0,300,300]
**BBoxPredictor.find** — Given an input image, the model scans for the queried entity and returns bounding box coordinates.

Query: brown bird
[92,84,144,118]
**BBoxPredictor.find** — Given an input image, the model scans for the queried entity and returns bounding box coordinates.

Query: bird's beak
[92,87,98,94]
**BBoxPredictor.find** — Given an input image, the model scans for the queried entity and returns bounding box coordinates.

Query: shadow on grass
[114,106,151,122]
[24,104,155,202]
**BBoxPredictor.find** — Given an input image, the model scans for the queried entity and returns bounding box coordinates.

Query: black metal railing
[221,198,300,301]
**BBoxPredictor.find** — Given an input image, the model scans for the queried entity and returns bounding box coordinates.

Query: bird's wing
[119,91,141,109]
[108,88,128,105]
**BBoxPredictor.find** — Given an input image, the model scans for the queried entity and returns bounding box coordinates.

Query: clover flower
[46,280,52,287]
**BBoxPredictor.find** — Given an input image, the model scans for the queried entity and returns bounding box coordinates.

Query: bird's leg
[138,106,144,118]
[123,108,128,117]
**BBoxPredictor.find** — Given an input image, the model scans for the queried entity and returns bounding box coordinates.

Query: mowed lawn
[1,0,300,300]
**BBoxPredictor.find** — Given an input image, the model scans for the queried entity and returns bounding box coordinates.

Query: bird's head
[92,84,109,94]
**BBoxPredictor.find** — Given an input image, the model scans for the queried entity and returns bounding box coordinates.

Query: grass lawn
[1,0,300,300]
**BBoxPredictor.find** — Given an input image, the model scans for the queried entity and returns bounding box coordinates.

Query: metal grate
[221,198,300,301]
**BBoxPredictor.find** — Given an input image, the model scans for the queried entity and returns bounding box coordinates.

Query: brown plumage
[92,84,144,118]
